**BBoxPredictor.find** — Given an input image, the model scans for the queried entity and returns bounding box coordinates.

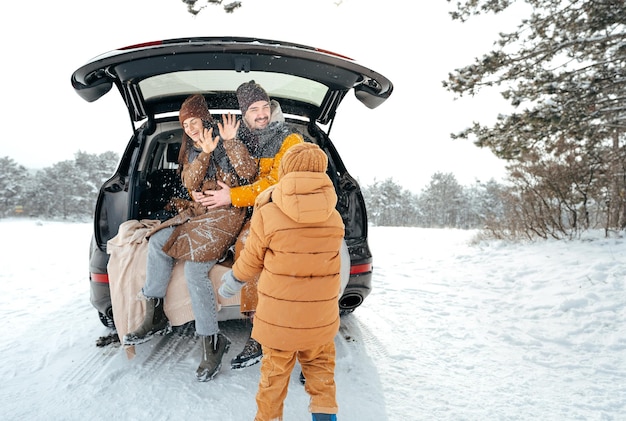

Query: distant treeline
[0,152,119,222]
[2,152,621,239]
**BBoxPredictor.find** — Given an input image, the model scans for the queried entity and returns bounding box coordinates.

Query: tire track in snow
[60,343,121,388]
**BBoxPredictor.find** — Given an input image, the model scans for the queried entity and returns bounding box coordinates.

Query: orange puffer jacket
[232,171,345,351]
[230,100,304,208]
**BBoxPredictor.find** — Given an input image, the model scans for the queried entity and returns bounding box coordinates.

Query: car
[71,37,393,328]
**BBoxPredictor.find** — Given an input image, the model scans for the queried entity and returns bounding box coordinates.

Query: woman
[124,94,257,382]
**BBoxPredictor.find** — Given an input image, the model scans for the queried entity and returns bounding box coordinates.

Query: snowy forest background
[0,152,502,230]
[0,141,622,242]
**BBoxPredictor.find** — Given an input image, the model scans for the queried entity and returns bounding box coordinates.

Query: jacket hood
[270,172,337,223]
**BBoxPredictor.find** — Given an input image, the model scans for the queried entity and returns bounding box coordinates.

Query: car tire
[98,310,115,328]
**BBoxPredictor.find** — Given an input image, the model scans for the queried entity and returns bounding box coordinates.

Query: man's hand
[192,180,232,209]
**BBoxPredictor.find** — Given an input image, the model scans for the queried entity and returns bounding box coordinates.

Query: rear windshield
[139,70,328,107]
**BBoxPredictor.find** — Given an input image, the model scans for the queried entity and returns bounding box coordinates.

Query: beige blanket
[106,219,240,357]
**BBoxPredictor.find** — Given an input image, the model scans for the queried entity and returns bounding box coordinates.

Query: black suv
[71,37,393,327]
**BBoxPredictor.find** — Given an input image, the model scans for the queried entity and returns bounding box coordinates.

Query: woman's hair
[177,94,214,174]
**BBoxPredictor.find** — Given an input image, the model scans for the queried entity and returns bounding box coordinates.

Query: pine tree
[418,172,465,228]
[0,157,29,217]
[445,0,626,234]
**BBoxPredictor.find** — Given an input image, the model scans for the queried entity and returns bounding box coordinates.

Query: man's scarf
[238,120,293,159]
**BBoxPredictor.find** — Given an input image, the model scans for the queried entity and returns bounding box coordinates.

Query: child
[219,142,344,421]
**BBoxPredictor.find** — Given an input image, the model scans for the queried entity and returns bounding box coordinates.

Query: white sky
[2,0,519,191]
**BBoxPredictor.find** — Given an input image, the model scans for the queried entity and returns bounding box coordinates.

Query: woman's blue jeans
[142,227,219,336]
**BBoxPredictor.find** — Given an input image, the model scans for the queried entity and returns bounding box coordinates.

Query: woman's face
[182,117,204,142]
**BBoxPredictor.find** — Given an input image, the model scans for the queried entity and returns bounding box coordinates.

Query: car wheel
[98,311,115,328]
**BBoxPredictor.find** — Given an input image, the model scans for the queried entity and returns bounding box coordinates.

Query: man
[193,80,304,369]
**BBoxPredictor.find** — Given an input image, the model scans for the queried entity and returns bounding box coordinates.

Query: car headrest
[166,142,181,163]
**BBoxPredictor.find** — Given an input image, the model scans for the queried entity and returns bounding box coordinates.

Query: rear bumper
[340,272,372,311]
[89,234,373,316]
[89,276,112,316]
[89,240,112,316]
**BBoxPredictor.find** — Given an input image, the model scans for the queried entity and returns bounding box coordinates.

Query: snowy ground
[1,219,625,420]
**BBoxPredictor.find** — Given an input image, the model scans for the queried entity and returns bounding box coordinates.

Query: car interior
[135,115,355,230]
[138,132,186,221]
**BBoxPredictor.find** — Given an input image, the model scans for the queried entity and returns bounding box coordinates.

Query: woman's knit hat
[236,80,270,114]
[279,142,328,179]
[179,94,212,125]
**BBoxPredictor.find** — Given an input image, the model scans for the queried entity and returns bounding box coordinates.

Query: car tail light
[91,273,110,284]
[118,40,163,50]
[315,48,353,61]
[350,263,372,275]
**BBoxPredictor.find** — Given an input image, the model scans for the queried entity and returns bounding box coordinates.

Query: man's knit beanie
[236,80,270,114]
[179,94,212,125]
[279,143,328,179]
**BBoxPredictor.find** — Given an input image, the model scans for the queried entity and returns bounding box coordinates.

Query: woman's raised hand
[198,126,220,153]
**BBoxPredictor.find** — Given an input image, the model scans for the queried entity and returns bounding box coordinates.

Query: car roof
[71,37,393,126]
